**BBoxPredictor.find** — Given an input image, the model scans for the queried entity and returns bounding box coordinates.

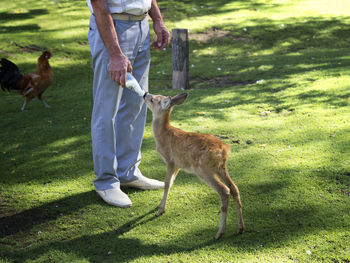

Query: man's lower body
[88,14,164,207]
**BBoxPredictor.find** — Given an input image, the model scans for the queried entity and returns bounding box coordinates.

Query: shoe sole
[96,192,132,208]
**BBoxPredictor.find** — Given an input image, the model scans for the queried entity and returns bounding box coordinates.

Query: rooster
[0,51,53,111]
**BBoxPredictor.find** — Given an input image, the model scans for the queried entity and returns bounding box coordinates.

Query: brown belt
[111,12,148,21]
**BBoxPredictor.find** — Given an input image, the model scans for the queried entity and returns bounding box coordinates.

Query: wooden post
[172,29,189,90]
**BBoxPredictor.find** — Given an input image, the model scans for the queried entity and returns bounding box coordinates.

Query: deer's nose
[143,92,153,101]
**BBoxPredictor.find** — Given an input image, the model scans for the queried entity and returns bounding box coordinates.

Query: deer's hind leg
[218,167,244,234]
[199,171,230,239]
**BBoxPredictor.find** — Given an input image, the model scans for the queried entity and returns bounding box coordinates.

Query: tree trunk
[172,29,189,90]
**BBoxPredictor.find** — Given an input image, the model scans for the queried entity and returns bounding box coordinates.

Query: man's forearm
[91,0,122,58]
[148,0,163,23]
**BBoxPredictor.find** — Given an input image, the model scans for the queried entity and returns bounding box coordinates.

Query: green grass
[0,0,350,262]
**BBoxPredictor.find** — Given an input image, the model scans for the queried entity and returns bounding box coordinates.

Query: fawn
[144,92,244,239]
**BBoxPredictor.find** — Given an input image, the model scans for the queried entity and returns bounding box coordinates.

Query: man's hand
[91,0,132,87]
[152,20,170,50]
[109,54,133,87]
[148,0,169,50]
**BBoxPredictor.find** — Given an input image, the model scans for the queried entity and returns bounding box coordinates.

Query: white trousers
[88,14,150,190]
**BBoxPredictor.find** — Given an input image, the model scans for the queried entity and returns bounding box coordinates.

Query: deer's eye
[150,98,154,103]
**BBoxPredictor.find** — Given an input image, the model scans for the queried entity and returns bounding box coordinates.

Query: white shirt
[87,0,152,15]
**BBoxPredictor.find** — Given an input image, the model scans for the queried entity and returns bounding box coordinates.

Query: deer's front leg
[157,164,179,216]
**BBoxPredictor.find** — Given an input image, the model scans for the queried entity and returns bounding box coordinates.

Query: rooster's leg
[23,87,34,96]
[38,95,51,108]
[41,99,51,108]
[21,100,27,111]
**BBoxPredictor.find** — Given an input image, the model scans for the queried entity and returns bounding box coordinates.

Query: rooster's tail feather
[0,58,23,91]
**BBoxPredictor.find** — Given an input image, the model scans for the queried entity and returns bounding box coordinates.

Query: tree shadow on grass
[0,24,41,33]
[0,191,97,238]
[0,1,349,260]
[0,9,49,33]
[157,0,282,23]
[1,162,348,262]
[151,17,350,116]
[0,9,49,21]
[1,188,346,262]
[5,229,217,262]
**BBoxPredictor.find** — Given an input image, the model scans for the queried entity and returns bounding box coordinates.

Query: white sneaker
[121,175,164,190]
[96,188,132,208]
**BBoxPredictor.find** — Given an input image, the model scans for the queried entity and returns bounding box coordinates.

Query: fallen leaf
[261,110,271,117]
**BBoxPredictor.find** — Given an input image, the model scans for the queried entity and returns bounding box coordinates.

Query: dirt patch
[12,42,47,53]
[0,49,16,58]
[189,28,251,43]
[338,189,350,196]
[215,135,240,144]
[190,76,255,87]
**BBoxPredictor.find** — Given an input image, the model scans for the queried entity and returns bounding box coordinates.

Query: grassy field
[0,0,350,262]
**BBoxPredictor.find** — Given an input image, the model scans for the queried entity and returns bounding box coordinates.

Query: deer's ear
[161,97,172,109]
[170,93,188,107]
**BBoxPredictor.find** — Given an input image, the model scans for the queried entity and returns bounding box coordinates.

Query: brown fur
[145,93,244,239]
